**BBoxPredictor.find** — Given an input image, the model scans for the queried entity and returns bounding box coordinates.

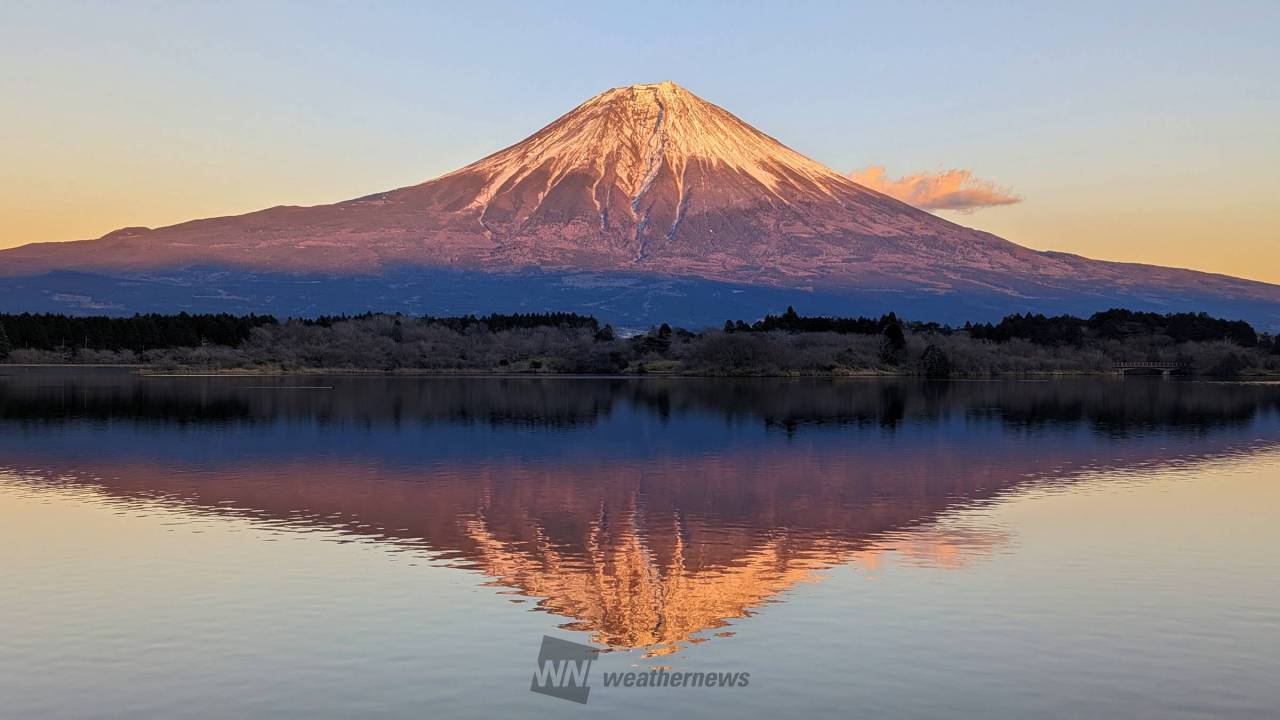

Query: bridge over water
[1114,361,1190,376]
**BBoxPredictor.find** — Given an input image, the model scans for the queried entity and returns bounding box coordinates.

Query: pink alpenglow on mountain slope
[2,81,1278,311]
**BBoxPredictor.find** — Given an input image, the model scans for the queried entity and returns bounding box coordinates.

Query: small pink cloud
[849,165,1021,213]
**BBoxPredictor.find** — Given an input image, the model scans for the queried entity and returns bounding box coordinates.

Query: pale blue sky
[3,1,1278,279]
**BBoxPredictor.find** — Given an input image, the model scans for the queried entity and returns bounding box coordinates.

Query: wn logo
[530,635,599,704]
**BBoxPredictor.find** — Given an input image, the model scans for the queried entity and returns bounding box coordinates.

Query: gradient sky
[3,1,1277,281]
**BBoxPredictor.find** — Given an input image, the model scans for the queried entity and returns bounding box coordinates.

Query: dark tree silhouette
[881,318,907,352]
[968,309,1257,348]
[919,345,952,378]
[0,309,1274,376]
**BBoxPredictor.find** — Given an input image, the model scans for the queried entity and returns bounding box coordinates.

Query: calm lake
[2,369,1278,719]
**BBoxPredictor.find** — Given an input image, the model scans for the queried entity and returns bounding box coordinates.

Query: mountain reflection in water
[2,370,1278,655]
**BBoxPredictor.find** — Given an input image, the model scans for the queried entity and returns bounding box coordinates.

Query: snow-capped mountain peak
[2,81,1278,330]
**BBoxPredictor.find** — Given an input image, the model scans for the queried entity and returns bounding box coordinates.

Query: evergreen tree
[919,344,952,378]
[0,320,10,361]
[881,317,907,352]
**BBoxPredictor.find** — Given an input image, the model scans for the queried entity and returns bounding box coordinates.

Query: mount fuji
[3,81,1278,329]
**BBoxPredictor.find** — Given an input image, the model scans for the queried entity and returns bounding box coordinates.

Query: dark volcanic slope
[2,81,1278,321]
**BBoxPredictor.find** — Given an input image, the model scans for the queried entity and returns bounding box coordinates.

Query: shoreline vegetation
[1,308,1278,378]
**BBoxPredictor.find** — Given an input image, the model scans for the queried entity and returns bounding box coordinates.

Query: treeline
[966,309,1260,348]
[726,307,882,335]
[298,311,599,334]
[724,306,949,338]
[0,312,278,353]
[0,311,599,357]
[1,308,1278,377]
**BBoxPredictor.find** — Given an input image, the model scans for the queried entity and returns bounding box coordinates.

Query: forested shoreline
[2,308,1278,377]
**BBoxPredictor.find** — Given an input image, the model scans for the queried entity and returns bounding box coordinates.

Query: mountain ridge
[2,81,1278,328]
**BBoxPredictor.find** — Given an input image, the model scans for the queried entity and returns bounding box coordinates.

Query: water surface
[2,370,1278,718]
